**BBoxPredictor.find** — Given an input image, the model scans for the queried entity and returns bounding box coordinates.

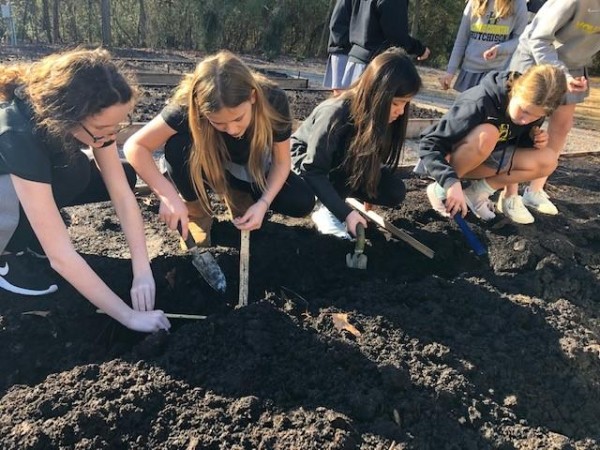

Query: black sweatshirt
[328,0,353,55]
[348,0,426,64]
[418,71,542,190]
[291,97,355,222]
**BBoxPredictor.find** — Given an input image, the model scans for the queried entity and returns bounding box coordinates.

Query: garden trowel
[346,223,367,269]
[178,223,227,294]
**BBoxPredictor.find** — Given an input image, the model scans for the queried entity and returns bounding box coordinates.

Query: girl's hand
[126,309,171,333]
[417,47,431,61]
[567,75,587,93]
[158,194,189,237]
[130,270,156,311]
[345,210,368,237]
[531,126,549,149]
[233,200,268,231]
[445,182,468,217]
[438,73,453,90]
[482,45,499,61]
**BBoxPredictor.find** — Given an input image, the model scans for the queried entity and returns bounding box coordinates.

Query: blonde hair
[0,48,136,138]
[509,64,567,116]
[171,51,290,214]
[340,47,421,197]
[471,0,514,19]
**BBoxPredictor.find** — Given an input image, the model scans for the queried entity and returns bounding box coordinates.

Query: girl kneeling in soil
[291,47,421,239]
[417,64,566,224]
[0,48,170,333]
[124,51,315,246]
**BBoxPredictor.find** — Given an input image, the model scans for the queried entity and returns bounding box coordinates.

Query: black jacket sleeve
[378,0,426,57]
[293,103,353,222]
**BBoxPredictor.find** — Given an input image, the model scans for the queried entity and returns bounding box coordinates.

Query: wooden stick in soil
[96,310,207,320]
[346,197,435,259]
[239,229,251,307]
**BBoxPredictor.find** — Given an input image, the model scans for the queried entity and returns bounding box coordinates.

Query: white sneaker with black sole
[0,252,58,296]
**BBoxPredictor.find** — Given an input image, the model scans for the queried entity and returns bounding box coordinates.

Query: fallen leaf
[21,311,51,318]
[332,313,361,337]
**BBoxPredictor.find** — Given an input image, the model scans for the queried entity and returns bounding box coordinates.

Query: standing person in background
[341,0,430,86]
[439,0,528,92]
[418,65,566,224]
[124,51,314,248]
[323,0,353,95]
[0,48,170,333]
[505,0,600,217]
[292,48,421,239]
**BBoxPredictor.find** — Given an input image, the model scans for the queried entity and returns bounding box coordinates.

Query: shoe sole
[522,199,559,216]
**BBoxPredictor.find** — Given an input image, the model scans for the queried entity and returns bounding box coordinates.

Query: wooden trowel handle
[176,222,197,250]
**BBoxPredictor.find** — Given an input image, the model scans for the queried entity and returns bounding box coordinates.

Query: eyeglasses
[79,114,133,143]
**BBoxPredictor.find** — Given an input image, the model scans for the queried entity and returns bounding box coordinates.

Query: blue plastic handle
[453,213,487,256]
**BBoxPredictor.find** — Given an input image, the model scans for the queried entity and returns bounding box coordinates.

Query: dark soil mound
[1,155,600,449]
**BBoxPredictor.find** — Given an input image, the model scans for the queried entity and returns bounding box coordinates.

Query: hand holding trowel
[177,222,227,294]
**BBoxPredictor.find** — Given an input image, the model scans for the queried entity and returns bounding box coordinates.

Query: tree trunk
[410,0,419,37]
[41,0,52,42]
[137,0,147,47]
[52,0,60,43]
[101,0,112,46]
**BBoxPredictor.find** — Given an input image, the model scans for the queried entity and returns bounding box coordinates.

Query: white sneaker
[311,204,351,239]
[426,183,450,217]
[463,184,496,221]
[522,187,559,215]
[497,192,534,224]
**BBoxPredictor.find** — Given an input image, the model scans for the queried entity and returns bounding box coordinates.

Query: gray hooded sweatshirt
[517,0,600,76]
[447,0,528,74]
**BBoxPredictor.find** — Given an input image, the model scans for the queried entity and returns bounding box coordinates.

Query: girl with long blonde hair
[125,51,314,247]
[0,48,170,333]
[439,0,528,92]
[419,64,567,224]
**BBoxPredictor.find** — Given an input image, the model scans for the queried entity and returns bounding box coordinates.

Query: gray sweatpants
[0,175,20,254]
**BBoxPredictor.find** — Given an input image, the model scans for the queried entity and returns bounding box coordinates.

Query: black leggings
[164,143,315,218]
[331,167,406,207]
[7,151,137,252]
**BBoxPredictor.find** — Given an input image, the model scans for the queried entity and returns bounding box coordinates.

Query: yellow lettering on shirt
[498,124,510,142]
[576,21,600,34]
[471,22,510,36]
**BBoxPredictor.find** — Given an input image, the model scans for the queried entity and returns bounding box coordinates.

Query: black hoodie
[418,71,543,190]
[348,0,426,64]
[328,0,353,55]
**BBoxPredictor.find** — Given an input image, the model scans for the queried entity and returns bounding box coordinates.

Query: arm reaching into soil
[92,141,156,312]
[124,116,191,239]
[234,139,291,231]
[10,174,171,333]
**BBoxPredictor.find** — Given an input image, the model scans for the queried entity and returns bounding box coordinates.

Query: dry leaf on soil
[332,313,361,337]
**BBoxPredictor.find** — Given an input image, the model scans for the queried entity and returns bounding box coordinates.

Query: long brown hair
[340,47,421,197]
[171,51,289,213]
[509,64,567,116]
[0,48,136,138]
[471,0,514,19]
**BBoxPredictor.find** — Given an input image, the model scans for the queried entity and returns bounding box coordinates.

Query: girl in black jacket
[418,64,566,224]
[292,48,421,238]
